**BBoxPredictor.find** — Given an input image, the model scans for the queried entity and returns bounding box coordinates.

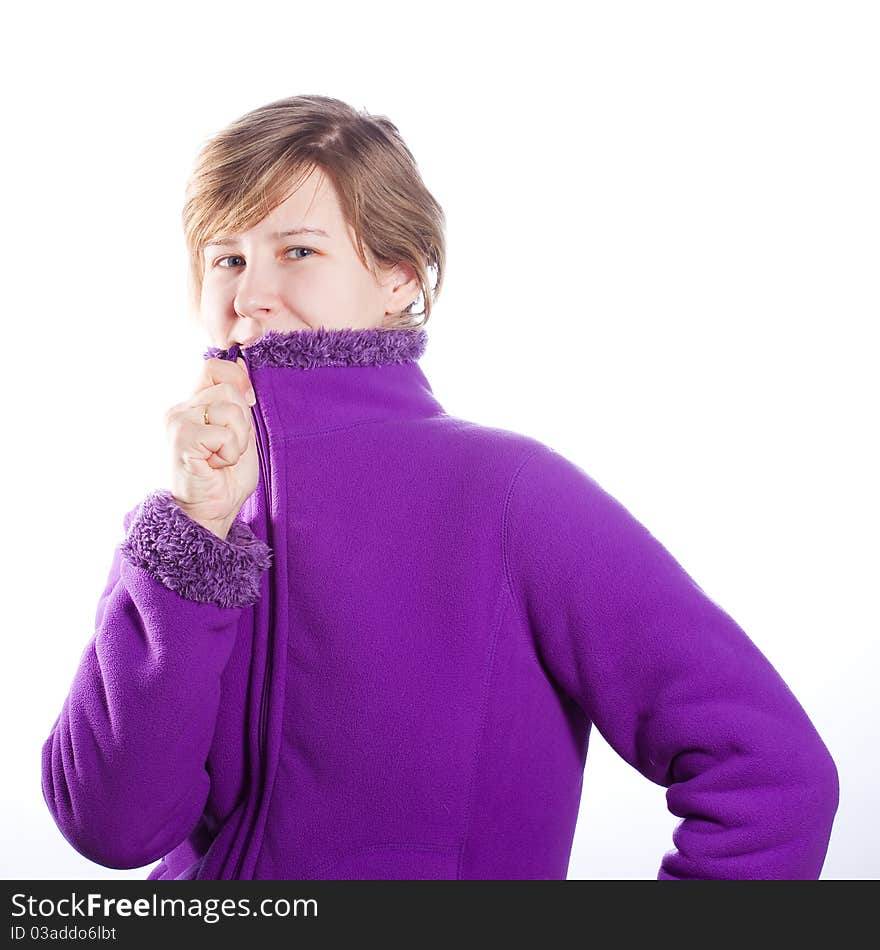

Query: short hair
[182,94,446,330]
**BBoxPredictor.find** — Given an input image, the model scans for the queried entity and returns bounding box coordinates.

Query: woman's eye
[215,247,314,268]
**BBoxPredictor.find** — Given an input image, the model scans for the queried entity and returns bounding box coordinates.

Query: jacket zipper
[225,343,274,879]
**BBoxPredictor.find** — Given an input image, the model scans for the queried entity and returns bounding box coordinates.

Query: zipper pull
[228,343,256,407]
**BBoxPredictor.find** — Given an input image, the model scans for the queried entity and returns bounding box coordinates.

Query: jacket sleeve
[504,444,839,880]
[41,489,272,870]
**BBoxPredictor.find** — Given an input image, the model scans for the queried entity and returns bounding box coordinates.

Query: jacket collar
[203,325,428,369]
[202,326,445,438]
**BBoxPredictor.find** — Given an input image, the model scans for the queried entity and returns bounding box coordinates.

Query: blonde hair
[182,94,446,331]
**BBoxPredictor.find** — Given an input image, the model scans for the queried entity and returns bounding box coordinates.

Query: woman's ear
[382,262,421,312]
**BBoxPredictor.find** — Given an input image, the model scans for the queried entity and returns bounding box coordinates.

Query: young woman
[41,94,839,880]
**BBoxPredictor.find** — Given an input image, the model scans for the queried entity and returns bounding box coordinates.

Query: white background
[2,0,876,880]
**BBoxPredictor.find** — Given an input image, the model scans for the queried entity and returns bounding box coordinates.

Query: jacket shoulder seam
[501,445,549,629]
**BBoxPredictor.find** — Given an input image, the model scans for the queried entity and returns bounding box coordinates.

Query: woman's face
[200,167,419,348]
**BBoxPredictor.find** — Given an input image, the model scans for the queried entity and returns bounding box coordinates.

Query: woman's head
[183,95,446,348]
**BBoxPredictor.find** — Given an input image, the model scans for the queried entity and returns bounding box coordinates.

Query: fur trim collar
[203,326,428,369]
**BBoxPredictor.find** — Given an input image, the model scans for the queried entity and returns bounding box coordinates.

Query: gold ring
[203,405,210,426]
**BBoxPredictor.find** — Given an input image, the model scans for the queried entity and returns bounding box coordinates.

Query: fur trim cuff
[203,326,427,369]
[120,490,273,609]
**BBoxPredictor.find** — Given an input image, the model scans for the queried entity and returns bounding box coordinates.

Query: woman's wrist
[174,502,236,541]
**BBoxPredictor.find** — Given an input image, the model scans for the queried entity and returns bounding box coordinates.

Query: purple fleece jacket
[41,326,839,880]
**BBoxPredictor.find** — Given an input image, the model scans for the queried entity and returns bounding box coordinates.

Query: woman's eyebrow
[205,226,331,248]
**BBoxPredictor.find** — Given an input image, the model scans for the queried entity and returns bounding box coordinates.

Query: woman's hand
[164,357,259,540]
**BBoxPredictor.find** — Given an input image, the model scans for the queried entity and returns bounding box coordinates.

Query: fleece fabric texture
[41,326,840,880]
